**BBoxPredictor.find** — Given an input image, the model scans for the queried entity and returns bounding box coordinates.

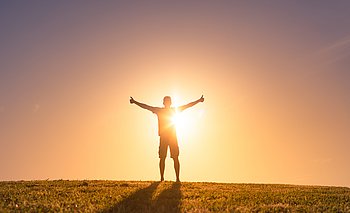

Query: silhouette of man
[130,95,204,182]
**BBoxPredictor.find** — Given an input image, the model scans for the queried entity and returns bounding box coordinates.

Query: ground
[0,180,349,212]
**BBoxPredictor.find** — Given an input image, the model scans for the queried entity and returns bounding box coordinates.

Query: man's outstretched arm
[178,95,204,112]
[130,97,156,112]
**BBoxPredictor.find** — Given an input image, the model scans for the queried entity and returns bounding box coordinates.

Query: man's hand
[130,96,135,104]
[199,95,204,102]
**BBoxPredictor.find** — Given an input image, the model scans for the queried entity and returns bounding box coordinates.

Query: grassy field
[1,180,349,212]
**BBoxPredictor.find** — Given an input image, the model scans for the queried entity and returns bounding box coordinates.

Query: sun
[171,111,194,138]
[171,113,185,129]
[169,95,205,147]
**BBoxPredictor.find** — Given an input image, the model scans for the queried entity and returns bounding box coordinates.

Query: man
[130,95,204,182]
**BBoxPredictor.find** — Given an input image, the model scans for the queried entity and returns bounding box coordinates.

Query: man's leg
[169,137,180,182]
[173,157,180,182]
[159,157,165,181]
[158,137,167,182]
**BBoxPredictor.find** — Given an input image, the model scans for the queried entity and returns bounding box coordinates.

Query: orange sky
[1,1,350,186]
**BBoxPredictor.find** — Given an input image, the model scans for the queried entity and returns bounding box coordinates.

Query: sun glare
[171,111,195,138]
[169,95,205,150]
[171,113,185,129]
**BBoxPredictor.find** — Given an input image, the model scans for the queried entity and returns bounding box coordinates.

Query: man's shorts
[158,135,179,158]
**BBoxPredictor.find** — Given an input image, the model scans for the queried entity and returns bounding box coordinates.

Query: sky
[1,1,350,187]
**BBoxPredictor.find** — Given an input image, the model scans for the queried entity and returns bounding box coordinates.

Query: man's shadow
[153,182,181,212]
[102,182,181,213]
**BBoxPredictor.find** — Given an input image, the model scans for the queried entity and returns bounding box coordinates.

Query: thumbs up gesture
[130,96,135,104]
[199,95,204,102]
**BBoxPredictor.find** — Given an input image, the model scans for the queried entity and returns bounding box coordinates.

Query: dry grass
[1,180,349,212]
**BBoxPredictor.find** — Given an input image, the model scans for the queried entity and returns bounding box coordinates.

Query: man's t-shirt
[151,107,177,137]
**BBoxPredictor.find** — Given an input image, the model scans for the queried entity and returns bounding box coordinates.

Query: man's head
[163,96,172,108]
